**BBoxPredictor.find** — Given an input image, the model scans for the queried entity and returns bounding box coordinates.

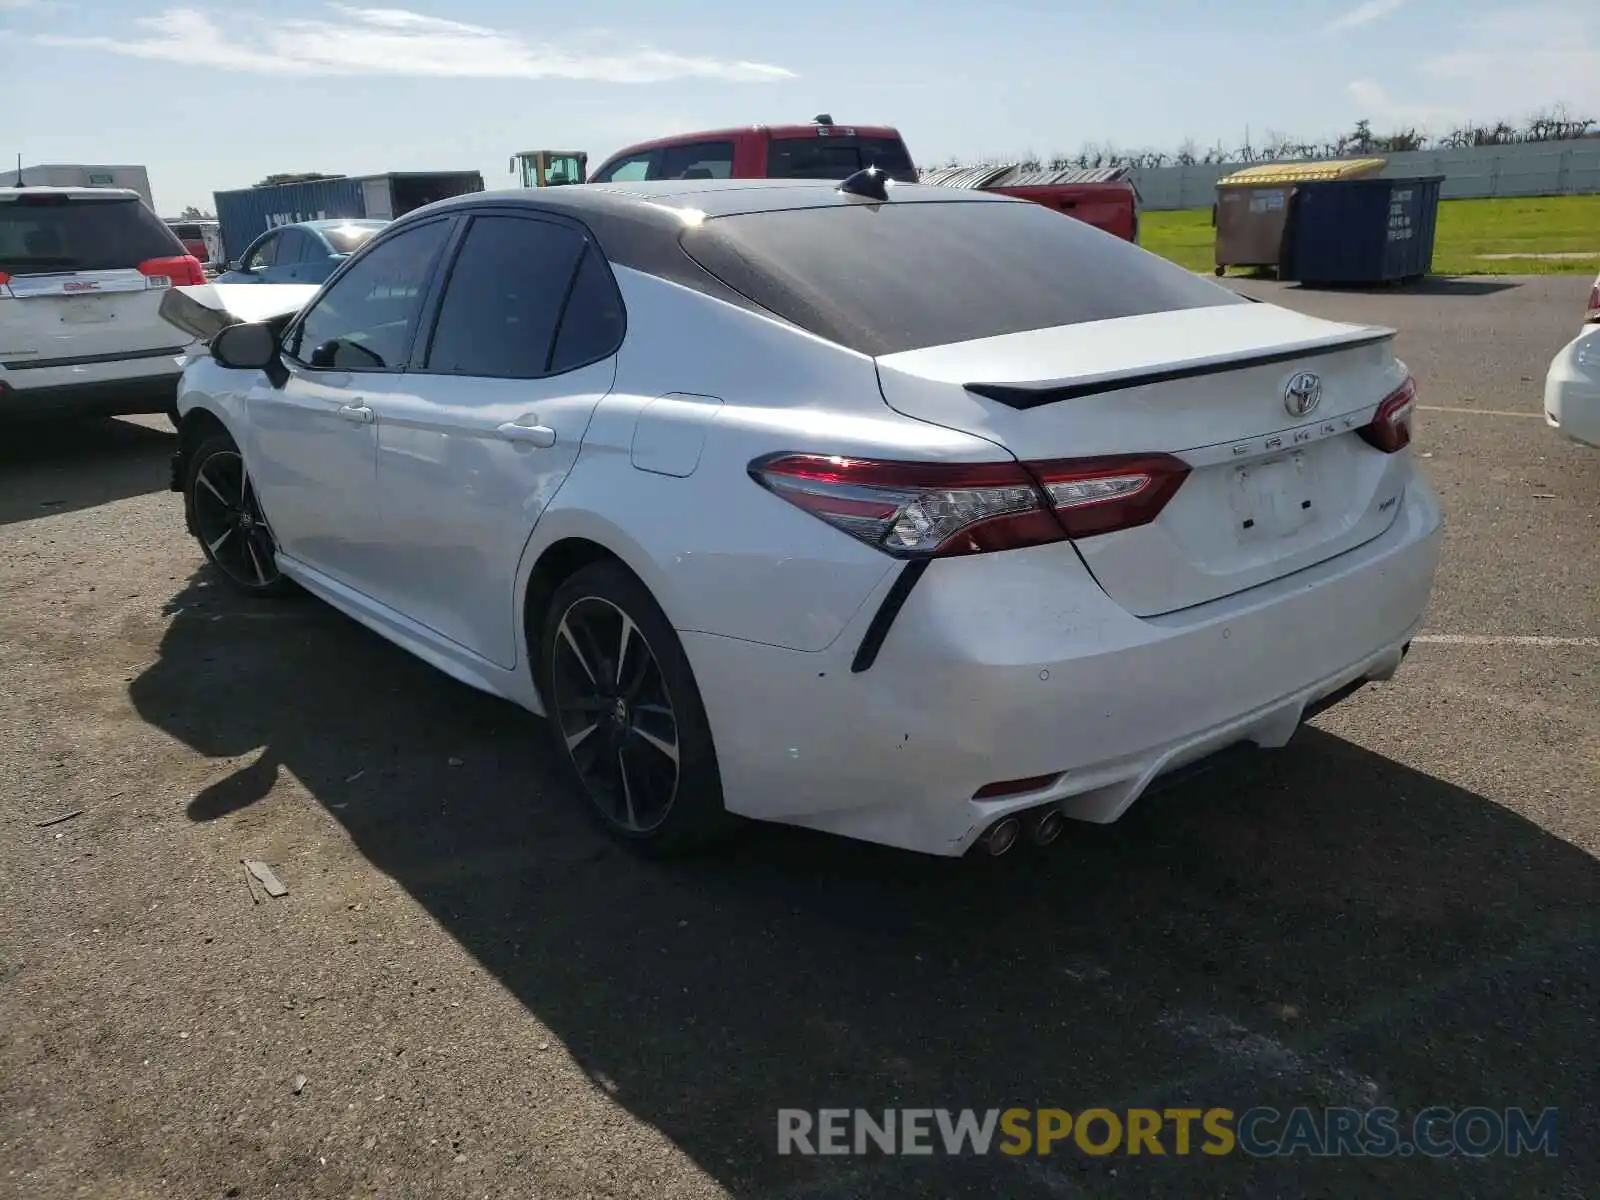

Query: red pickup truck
[588,117,1140,243]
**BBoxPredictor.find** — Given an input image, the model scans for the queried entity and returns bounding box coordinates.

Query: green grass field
[1139,194,1600,277]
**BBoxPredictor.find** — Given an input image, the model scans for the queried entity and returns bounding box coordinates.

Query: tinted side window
[550,246,625,373]
[275,228,309,263]
[680,199,1247,357]
[592,154,653,184]
[243,232,279,271]
[284,219,451,370]
[423,215,586,378]
[656,141,735,180]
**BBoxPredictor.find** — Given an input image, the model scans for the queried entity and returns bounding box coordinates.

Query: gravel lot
[3,275,1597,1199]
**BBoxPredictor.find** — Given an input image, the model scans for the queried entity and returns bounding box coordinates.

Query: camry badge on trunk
[1284,371,1323,417]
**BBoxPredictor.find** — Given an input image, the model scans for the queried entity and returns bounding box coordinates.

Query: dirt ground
[2,275,1597,1199]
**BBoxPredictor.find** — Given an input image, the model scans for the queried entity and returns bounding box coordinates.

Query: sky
[2,0,1597,214]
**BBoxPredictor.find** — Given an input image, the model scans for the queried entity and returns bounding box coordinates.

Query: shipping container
[1212,158,1386,275]
[1279,176,1444,285]
[212,171,485,262]
[13,163,156,210]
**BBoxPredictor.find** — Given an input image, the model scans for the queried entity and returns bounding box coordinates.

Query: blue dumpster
[1280,176,1443,285]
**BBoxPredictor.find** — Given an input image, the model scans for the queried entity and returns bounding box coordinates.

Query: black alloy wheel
[539,561,728,852]
[187,434,289,596]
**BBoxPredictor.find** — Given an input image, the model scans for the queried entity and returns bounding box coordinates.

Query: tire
[1213,265,1226,277]
[184,431,293,598]
[538,560,730,855]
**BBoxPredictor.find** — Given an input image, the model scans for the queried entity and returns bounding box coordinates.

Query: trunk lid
[2,269,187,361]
[875,303,1414,616]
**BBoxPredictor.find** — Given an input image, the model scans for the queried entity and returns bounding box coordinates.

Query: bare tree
[944,101,1599,173]
[1262,129,1296,161]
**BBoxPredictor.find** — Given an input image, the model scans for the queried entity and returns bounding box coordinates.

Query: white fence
[1129,138,1600,211]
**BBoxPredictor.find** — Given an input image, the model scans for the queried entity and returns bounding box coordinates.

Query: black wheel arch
[172,407,233,534]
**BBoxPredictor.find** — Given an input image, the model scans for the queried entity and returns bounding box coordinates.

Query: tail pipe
[981,816,1022,857]
[980,806,1067,856]
[1029,807,1066,846]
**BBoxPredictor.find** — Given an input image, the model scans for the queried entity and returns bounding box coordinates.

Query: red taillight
[0,271,9,286]
[1027,454,1190,538]
[138,255,206,288]
[1358,377,1417,453]
[748,451,1190,559]
[1586,282,1599,323]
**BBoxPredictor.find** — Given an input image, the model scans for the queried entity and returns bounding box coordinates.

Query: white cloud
[33,4,796,83]
[1346,80,1462,130]
[1419,6,1600,115]
[1346,5,1600,128]
[1324,0,1406,33]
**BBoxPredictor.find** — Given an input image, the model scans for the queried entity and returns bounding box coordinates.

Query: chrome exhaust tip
[984,816,1022,857]
[1029,807,1066,846]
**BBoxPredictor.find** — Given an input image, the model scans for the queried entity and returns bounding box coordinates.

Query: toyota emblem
[1284,371,1323,417]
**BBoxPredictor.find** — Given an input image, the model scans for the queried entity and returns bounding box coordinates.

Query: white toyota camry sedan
[163,174,1443,858]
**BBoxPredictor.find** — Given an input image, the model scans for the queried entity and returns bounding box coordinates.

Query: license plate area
[1231,451,1316,539]
[59,298,116,325]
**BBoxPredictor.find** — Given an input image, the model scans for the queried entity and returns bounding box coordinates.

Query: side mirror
[211,321,279,371]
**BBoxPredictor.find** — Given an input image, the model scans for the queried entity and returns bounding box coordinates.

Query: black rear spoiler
[965,328,1395,411]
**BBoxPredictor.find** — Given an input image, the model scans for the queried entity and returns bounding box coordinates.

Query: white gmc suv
[1,186,206,424]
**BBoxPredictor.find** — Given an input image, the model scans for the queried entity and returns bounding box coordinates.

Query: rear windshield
[766,136,918,183]
[171,223,203,239]
[0,196,185,275]
[680,197,1246,357]
[323,223,383,254]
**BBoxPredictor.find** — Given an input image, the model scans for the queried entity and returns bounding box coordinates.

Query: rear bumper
[681,477,1443,857]
[0,372,180,422]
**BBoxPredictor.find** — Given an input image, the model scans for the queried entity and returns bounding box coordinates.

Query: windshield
[766,135,918,183]
[0,196,185,275]
[322,223,385,254]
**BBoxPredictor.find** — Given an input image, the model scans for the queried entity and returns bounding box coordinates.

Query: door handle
[338,403,374,424]
[496,418,556,448]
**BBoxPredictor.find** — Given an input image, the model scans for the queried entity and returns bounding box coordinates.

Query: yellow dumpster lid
[1216,158,1387,187]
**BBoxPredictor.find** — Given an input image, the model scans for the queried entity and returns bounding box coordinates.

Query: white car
[164,176,1443,858]
[1,186,207,423]
[1544,275,1600,447]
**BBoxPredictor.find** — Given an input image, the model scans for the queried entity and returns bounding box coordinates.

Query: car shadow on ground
[1287,277,1524,298]
[130,569,1599,1198]
[0,416,174,527]
[1228,273,1523,298]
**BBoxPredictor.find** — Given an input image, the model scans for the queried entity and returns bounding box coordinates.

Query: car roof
[412,178,1009,226]
[603,123,905,161]
[0,186,144,202]
[383,179,1021,335]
